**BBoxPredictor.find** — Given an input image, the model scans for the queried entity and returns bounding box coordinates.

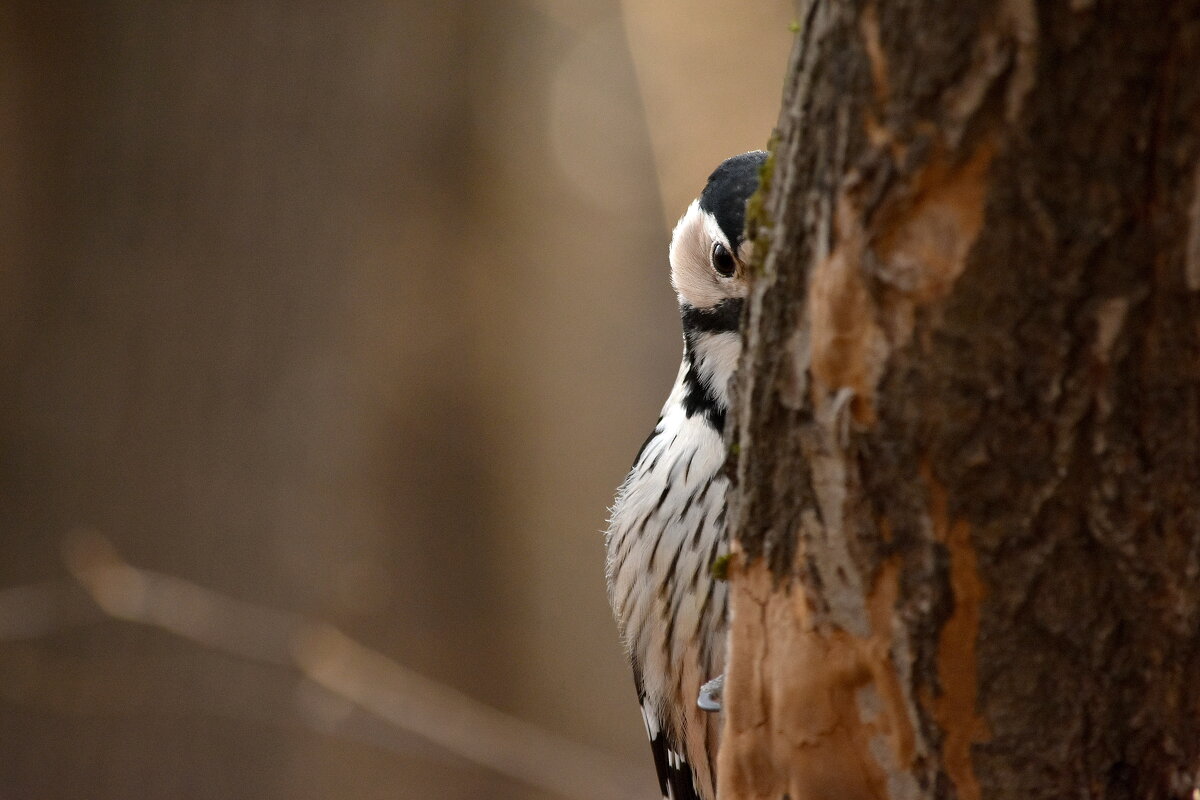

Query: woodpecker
[605,151,766,800]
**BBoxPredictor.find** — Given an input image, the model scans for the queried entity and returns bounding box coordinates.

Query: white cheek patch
[669,203,730,309]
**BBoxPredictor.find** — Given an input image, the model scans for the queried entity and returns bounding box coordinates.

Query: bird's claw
[697,674,724,712]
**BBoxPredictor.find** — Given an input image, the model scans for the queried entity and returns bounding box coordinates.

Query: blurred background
[0,2,792,798]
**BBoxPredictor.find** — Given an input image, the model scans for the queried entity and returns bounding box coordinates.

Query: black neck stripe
[680,298,743,335]
[678,299,742,434]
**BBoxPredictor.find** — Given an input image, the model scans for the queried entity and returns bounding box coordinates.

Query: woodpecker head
[668,150,767,428]
[669,150,765,317]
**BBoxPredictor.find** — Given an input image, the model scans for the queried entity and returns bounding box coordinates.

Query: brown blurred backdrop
[0,2,792,798]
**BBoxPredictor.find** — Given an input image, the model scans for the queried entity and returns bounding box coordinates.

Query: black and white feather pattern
[636,668,703,800]
[606,349,733,800]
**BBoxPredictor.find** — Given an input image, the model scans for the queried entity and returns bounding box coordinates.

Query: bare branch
[46,529,639,800]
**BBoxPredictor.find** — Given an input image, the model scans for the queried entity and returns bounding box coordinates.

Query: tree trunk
[720,2,1200,799]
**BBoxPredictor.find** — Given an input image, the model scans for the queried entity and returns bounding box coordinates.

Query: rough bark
[721,2,1200,799]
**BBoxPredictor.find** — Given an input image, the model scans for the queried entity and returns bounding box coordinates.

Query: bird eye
[711,241,736,278]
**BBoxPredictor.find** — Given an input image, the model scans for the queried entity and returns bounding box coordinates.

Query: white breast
[604,360,730,763]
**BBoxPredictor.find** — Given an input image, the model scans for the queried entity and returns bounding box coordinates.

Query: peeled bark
[721,2,1200,799]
